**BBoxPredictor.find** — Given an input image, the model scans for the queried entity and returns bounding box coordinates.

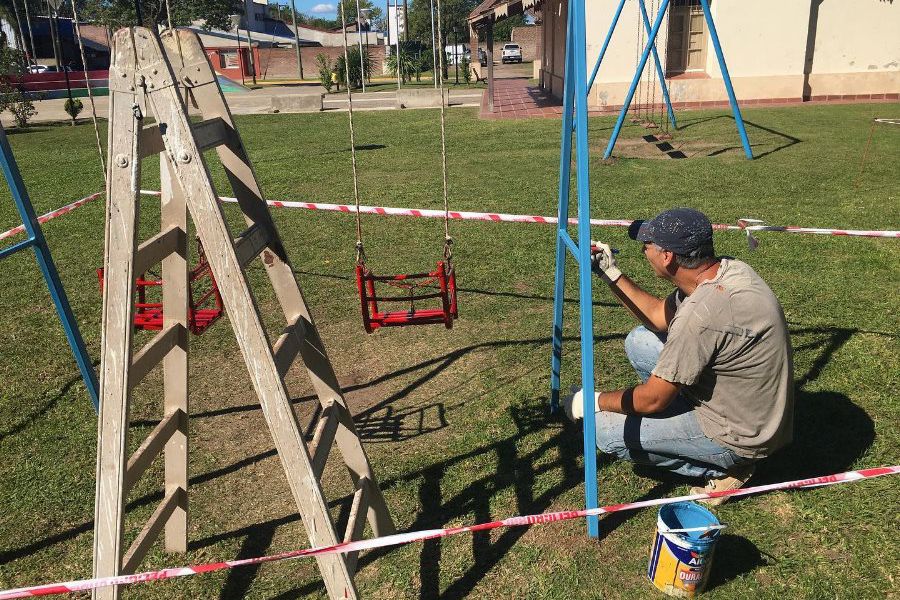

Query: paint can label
[647,502,719,597]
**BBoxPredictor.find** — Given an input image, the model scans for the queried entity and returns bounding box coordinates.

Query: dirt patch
[594,136,747,160]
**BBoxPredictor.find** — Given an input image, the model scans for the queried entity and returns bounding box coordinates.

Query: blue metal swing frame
[0,124,99,410]
[549,0,600,538]
[601,0,754,160]
[550,0,752,541]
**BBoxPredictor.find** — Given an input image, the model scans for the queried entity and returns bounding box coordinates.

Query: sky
[266,0,390,22]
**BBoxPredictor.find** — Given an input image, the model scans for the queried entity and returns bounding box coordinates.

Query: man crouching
[564,208,794,505]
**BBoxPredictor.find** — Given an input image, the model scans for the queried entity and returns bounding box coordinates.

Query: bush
[0,83,36,128]
[461,57,472,85]
[64,98,84,122]
[335,47,371,90]
[385,47,416,84]
[316,54,334,93]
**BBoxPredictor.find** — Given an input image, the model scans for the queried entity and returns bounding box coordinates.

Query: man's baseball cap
[627,208,714,258]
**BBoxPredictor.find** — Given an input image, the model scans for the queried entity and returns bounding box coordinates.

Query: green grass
[0,102,898,599]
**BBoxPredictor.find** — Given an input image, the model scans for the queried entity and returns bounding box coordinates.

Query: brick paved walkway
[479,77,563,119]
[477,76,899,121]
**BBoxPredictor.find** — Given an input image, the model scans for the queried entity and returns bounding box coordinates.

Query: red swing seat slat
[356,261,458,333]
[97,243,224,335]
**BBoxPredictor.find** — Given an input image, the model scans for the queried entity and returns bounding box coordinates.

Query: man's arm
[590,242,674,332]
[598,375,680,415]
[606,274,674,332]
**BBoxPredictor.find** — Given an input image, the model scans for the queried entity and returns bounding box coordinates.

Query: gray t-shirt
[652,258,794,458]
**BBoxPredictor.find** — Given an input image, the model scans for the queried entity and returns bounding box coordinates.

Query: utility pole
[48,0,75,124]
[402,0,409,42]
[230,14,246,86]
[245,27,257,84]
[11,0,30,68]
[289,0,304,80]
[23,0,37,66]
[354,0,365,91]
[46,0,60,68]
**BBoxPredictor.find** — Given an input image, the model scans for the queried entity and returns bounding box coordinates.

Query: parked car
[501,43,522,64]
[27,64,50,73]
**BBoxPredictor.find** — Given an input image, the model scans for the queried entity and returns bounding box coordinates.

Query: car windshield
[504,44,519,49]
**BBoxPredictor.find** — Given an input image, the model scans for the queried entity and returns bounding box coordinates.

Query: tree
[407,0,479,77]
[0,32,35,127]
[493,14,525,42]
[335,0,383,30]
[76,0,243,32]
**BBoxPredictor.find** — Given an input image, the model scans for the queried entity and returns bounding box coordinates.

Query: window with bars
[666,0,708,75]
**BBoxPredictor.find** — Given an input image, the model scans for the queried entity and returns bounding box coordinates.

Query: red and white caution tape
[0,192,103,242]
[0,465,896,599]
[3,190,898,244]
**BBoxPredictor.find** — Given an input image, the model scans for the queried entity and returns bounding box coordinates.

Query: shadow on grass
[637,114,801,160]
[705,534,771,591]
[1,324,882,597]
[750,325,876,488]
[292,267,619,308]
[0,361,97,443]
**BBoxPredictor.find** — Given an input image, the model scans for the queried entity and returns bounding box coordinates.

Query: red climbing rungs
[356,261,458,333]
[97,246,224,335]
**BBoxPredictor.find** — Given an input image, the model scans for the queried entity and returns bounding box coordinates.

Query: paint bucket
[647,501,722,597]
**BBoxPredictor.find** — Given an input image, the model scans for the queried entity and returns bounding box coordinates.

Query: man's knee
[624,326,665,381]
[595,412,628,457]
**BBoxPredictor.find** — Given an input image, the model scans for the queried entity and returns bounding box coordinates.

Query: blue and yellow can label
[647,502,720,597]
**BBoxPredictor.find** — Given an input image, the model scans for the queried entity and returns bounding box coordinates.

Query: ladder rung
[134,225,186,275]
[139,125,166,158]
[130,323,188,389]
[124,409,184,495]
[233,223,271,269]
[192,117,232,151]
[121,488,185,574]
[273,316,306,378]
[343,477,371,575]
[310,400,340,480]
[138,118,230,160]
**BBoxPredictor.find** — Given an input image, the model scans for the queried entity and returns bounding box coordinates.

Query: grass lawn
[0,101,898,599]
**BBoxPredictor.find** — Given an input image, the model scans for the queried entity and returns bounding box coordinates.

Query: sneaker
[690,464,756,506]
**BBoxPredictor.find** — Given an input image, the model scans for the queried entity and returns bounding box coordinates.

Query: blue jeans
[595,326,751,479]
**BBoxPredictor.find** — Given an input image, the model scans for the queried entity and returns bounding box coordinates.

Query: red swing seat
[97,242,224,335]
[356,261,458,333]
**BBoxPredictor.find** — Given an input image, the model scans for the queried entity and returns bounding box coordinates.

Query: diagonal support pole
[0,124,99,410]
[699,0,753,159]
[550,0,577,417]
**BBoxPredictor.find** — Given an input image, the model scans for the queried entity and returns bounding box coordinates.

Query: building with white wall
[537,0,899,108]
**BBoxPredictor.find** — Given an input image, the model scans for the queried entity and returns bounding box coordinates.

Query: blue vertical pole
[550,1,577,415]
[603,0,671,159]
[698,0,752,159]
[0,125,100,410]
[587,0,626,94]
[572,0,599,539]
[637,0,677,130]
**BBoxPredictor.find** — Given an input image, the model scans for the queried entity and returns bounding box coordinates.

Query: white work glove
[562,386,601,422]
[590,241,622,283]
